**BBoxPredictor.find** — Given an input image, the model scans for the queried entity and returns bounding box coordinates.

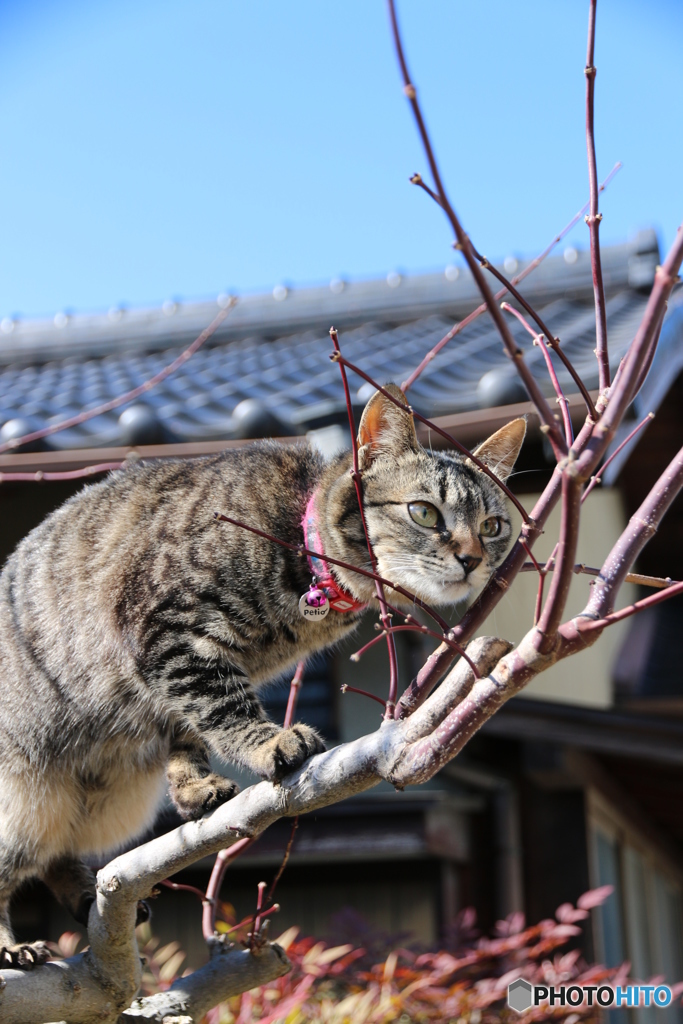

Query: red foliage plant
[50,886,683,1024]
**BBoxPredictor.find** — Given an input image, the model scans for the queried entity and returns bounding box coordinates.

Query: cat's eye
[479,516,501,538]
[408,502,439,529]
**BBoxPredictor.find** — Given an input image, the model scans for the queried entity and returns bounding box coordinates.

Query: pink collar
[302,492,367,614]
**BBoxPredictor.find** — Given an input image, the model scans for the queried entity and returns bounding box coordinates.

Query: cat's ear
[357,384,419,469]
[470,417,526,482]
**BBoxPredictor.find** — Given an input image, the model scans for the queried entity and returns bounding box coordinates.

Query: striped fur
[0,394,524,964]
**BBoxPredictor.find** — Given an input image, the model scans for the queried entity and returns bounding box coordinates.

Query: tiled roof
[0,230,677,451]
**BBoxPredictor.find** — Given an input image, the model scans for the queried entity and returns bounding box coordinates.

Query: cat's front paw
[0,941,50,970]
[253,725,326,782]
[170,773,240,821]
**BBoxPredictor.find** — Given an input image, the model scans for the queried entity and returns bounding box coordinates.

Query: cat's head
[348,384,525,607]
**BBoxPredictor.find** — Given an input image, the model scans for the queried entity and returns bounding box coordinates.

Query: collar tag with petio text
[299,587,330,621]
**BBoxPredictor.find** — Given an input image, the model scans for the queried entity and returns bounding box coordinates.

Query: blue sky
[0,0,681,320]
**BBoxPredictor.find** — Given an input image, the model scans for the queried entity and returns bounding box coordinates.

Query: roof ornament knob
[477,368,528,409]
[232,399,292,440]
[119,404,167,446]
[0,417,50,453]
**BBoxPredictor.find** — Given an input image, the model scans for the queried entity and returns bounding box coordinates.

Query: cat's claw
[0,941,50,970]
[171,773,240,821]
[257,724,326,782]
[136,899,151,925]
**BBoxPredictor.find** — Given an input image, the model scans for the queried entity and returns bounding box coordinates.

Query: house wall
[480,488,635,709]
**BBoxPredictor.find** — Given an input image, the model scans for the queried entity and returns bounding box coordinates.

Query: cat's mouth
[381,567,477,606]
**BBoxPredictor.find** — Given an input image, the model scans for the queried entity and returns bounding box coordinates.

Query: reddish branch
[396,220,683,716]
[159,878,207,903]
[630,302,668,401]
[520,562,676,590]
[501,302,573,444]
[284,660,305,728]
[202,837,254,941]
[401,163,621,396]
[330,351,531,524]
[213,511,480,676]
[329,328,399,714]
[266,818,299,906]
[521,220,682,654]
[575,579,683,633]
[203,659,305,942]
[350,622,463,664]
[214,513,444,634]
[582,411,655,502]
[395,410,599,718]
[577,226,683,475]
[0,462,125,483]
[413,173,596,421]
[341,684,387,708]
[535,474,583,650]
[585,442,683,619]
[0,300,237,455]
[387,0,567,459]
[584,0,609,392]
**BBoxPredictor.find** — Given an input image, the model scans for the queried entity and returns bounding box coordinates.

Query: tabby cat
[0,385,524,967]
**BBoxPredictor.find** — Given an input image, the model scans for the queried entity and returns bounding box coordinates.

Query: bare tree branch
[584,0,610,392]
[584,443,683,618]
[401,162,621,400]
[386,0,568,458]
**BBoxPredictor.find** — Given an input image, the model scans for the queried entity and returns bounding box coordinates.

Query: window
[590,794,683,1024]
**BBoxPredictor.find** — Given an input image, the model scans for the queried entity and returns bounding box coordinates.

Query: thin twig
[386,0,567,458]
[584,0,609,392]
[159,879,208,904]
[330,327,399,715]
[0,299,237,455]
[581,412,654,502]
[213,511,452,633]
[520,561,677,590]
[412,172,596,420]
[533,571,546,626]
[284,661,305,729]
[0,462,125,483]
[575,226,683,477]
[222,903,280,941]
[341,684,387,708]
[331,351,532,524]
[249,881,268,948]
[203,837,254,941]
[535,474,583,649]
[203,660,306,941]
[577,579,683,633]
[520,539,544,578]
[395,411,601,719]
[402,163,621,396]
[350,622,476,669]
[501,302,573,443]
[266,818,299,906]
[584,443,683,619]
[520,538,547,626]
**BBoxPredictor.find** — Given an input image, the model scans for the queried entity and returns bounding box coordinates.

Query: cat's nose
[457,553,482,575]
